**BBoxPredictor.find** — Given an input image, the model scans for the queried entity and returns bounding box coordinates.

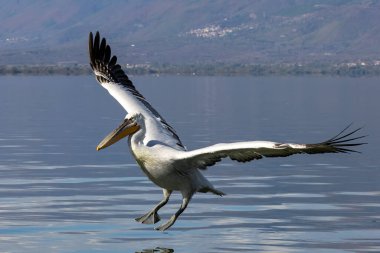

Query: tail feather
[199,187,226,196]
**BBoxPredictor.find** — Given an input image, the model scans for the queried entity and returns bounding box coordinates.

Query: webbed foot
[135,211,161,224]
[155,216,176,231]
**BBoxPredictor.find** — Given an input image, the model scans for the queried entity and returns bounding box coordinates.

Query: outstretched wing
[89,32,142,111]
[88,31,184,149]
[176,125,366,170]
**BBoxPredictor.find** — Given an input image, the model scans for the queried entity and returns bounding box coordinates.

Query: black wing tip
[89,31,110,67]
[324,124,367,153]
[88,31,135,88]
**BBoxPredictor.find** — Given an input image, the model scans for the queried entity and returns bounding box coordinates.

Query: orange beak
[96,118,140,151]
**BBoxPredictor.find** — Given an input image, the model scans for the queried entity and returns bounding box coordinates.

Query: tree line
[1,63,379,77]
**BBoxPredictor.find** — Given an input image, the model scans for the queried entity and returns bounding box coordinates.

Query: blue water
[0,75,379,252]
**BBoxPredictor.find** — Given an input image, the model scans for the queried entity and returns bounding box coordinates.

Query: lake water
[0,75,379,253]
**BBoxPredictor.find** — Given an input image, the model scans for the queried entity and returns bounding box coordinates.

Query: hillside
[0,0,379,65]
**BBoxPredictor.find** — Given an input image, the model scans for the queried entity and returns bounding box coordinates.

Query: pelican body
[89,31,365,231]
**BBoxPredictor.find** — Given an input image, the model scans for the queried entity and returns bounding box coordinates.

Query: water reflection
[136,247,174,253]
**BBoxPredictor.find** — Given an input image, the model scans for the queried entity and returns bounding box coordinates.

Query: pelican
[88,31,366,231]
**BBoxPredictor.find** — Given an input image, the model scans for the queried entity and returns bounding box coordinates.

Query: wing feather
[176,125,366,170]
[88,31,185,149]
[89,31,135,90]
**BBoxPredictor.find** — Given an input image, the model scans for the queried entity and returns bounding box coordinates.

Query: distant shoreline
[1,63,380,77]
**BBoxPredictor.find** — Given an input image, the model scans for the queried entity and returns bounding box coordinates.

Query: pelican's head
[96,113,142,151]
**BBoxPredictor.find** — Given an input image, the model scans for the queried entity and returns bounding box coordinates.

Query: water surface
[0,75,379,252]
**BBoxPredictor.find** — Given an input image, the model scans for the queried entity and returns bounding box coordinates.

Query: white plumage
[89,31,366,231]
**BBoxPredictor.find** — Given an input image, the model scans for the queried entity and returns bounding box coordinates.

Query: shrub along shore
[1,63,379,77]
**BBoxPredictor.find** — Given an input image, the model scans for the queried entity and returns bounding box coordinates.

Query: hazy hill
[1,0,379,65]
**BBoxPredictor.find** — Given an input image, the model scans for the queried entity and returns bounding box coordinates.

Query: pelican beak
[96,118,140,151]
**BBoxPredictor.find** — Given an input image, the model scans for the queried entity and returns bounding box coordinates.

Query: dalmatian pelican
[88,31,366,231]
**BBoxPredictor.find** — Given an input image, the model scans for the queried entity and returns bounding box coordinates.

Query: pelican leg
[155,196,191,231]
[135,189,172,224]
